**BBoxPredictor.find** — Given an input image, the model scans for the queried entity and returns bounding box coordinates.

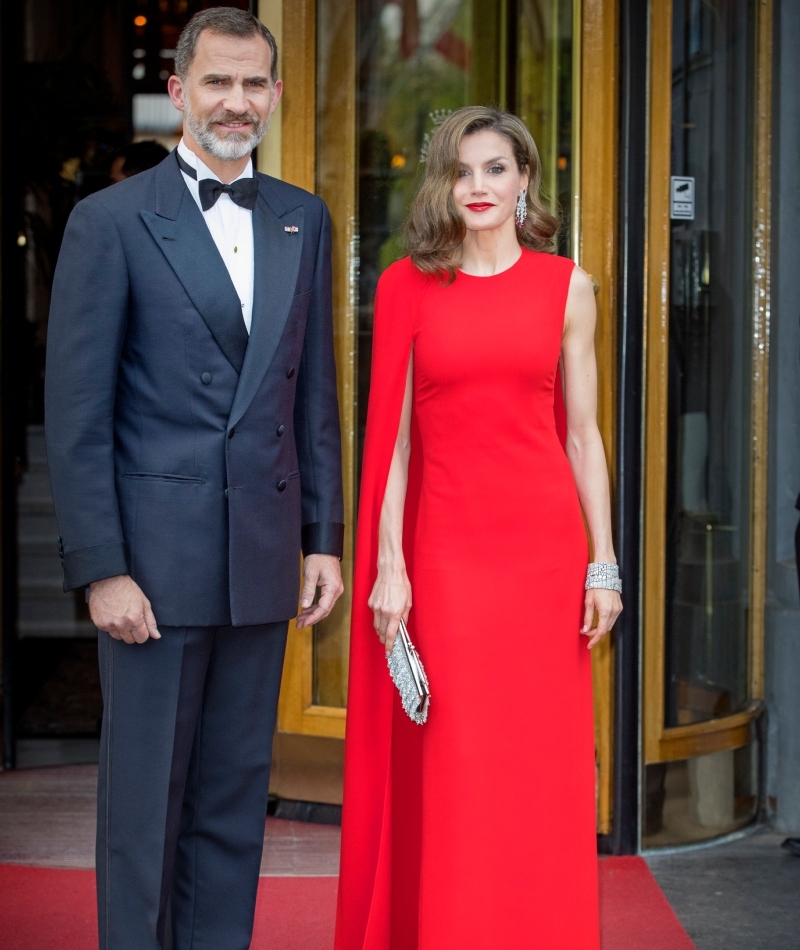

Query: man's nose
[223,82,249,114]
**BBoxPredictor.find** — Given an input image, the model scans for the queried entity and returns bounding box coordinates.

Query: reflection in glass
[514,0,575,256]
[664,0,754,729]
[313,0,576,707]
[356,0,490,483]
[643,740,759,848]
[316,0,485,708]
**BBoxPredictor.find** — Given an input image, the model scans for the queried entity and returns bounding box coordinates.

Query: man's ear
[269,79,284,115]
[167,74,185,113]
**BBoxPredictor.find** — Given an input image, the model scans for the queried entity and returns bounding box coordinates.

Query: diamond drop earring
[515,189,528,229]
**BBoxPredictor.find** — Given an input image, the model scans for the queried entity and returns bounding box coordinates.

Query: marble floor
[647,829,800,950]
[0,764,340,876]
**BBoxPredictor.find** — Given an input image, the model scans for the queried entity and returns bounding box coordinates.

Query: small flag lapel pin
[284,225,299,234]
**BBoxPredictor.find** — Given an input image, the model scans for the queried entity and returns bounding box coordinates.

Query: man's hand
[89,575,161,644]
[296,554,344,628]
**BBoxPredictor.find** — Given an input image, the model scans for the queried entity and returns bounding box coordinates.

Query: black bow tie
[175,149,258,212]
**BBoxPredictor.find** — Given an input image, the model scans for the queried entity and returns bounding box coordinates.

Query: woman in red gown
[335,107,622,950]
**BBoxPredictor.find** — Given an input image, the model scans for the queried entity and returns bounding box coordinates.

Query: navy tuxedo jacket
[45,153,344,627]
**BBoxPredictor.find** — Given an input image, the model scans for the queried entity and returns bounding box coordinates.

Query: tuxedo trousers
[96,621,289,950]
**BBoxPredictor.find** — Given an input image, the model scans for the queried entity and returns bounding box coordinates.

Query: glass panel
[664,0,755,729]
[514,0,575,256]
[312,0,576,708]
[312,0,356,710]
[354,0,501,483]
[10,0,248,758]
[643,739,759,848]
[313,0,504,708]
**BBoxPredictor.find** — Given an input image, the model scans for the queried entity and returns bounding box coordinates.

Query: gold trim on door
[259,0,354,740]
[580,0,619,836]
[747,0,773,704]
[264,0,621,832]
[642,0,772,767]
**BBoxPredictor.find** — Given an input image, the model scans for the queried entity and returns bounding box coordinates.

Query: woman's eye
[489,165,505,174]
[458,168,470,177]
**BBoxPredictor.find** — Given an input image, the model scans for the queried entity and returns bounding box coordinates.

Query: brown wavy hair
[405,107,560,282]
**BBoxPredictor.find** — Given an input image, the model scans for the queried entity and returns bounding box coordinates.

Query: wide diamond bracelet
[585,562,622,594]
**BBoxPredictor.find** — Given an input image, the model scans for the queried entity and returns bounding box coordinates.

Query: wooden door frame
[641,0,773,767]
[258,0,353,740]
[259,1,622,832]
[580,0,619,837]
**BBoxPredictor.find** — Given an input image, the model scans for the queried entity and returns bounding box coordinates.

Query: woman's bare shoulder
[563,265,597,338]
[566,264,596,305]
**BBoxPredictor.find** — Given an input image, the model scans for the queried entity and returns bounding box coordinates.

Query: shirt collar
[177,138,253,184]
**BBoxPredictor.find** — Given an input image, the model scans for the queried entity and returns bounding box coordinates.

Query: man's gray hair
[175,8,278,84]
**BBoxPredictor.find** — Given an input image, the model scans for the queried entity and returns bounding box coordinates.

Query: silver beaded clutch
[387,619,430,725]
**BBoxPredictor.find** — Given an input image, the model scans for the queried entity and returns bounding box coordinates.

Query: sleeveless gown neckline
[457,248,525,279]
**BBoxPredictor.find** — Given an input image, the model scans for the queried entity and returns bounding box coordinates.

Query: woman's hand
[581,588,622,649]
[368,563,412,658]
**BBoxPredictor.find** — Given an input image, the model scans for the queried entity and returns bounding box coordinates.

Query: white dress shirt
[177,139,255,334]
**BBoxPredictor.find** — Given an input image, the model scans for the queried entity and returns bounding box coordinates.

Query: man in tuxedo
[45,9,344,948]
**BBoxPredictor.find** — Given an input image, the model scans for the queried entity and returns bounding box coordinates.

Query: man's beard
[184,98,270,162]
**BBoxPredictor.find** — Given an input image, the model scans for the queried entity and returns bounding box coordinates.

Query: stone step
[20,458,49,476]
[25,428,48,462]
[18,619,97,639]
[19,559,63,585]
[18,496,57,517]
[19,592,84,626]
[18,516,60,545]
[17,470,54,499]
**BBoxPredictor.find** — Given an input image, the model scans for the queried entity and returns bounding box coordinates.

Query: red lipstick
[466,203,494,212]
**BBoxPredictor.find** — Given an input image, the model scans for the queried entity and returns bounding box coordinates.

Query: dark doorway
[1,0,250,769]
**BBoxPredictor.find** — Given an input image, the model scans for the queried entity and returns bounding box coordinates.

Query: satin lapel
[228,188,305,429]
[140,162,249,374]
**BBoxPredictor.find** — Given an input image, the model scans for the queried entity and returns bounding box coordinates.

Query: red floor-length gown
[335,249,599,950]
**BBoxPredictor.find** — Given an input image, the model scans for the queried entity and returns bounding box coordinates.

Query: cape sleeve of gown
[335,258,431,950]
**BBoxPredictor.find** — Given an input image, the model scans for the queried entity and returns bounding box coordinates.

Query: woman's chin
[462,215,512,232]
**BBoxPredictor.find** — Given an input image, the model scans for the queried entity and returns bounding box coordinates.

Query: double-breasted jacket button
[286,367,295,379]
[200,372,212,385]
[277,479,287,492]
[276,424,285,436]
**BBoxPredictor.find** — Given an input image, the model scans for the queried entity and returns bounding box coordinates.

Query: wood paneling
[313,0,358,711]
[580,0,619,836]
[256,0,283,179]
[642,0,674,767]
[747,0,773,702]
[655,702,762,763]
[275,0,315,192]
[267,0,354,743]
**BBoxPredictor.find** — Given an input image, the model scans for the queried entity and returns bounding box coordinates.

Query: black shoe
[781,838,800,857]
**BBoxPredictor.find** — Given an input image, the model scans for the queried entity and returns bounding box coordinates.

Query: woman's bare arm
[561,266,622,648]
[368,352,414,656]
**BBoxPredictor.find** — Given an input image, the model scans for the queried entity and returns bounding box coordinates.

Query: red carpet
[599,857,696,950]
[0,860,694,949]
